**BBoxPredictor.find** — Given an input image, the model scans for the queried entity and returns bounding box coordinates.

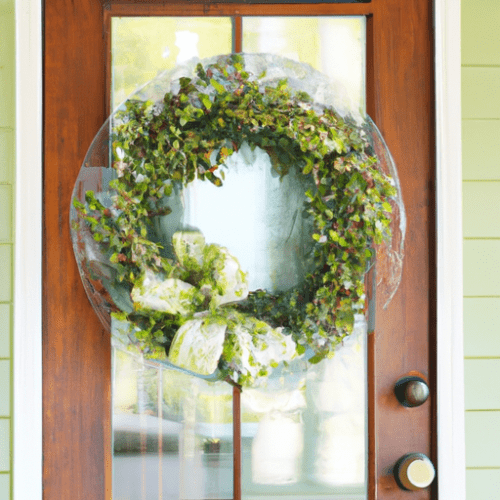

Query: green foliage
[74,54,396,373]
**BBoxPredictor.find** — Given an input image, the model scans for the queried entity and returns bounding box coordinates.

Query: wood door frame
[47,1,434,499]
[13,0,465,499]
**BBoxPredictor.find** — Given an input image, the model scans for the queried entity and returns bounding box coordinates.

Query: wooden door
[43,0,435,499]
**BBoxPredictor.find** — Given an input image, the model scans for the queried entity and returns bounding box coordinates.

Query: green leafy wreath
[73,54,396,387]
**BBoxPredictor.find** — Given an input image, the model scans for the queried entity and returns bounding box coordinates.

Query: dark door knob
[394,453,435,491]
[395,376,429,407]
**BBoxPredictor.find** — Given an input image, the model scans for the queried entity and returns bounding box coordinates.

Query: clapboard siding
[0,2,14,499]
[466,469,500,500]
[464,359,500,410]
[0,129,14,183]
[463,240,500,297]
[461,0,500,66]
[462,68,500,119]
[463,182,500,237]
[464,298,500,357]
[462,0,500,496]
[462,121,500,181]
[465,412,500,468]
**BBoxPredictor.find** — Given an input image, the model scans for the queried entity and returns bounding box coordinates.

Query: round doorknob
[395,376,429,407]
[394,453,436,491]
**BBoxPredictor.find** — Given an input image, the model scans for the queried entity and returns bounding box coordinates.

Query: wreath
[73,54,397,387]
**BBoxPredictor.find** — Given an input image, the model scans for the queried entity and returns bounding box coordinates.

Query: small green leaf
[382,201,392,213]
[210,78,225,94]
[200,94,212,110]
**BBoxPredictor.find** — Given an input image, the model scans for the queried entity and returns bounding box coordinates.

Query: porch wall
[462,0,500,497]
[1,1,498,499]
[0,0,15,498]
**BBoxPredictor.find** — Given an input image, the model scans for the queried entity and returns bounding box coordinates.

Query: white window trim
[14,0,42,499]
[12,0,464,498]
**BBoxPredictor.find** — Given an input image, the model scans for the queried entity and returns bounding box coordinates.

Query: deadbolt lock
[395,376,429,407]
[394,453,436,491]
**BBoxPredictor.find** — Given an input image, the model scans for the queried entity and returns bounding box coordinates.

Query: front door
[43,1,435,499]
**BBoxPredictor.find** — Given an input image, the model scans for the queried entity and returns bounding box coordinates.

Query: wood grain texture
[43,1,111,499]
[43,0,435,498]
[370,0,435,498]
[106,1,373,16]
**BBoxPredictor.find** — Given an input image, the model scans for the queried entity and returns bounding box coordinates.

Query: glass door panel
[111,17,233,109]
[239,319,367,498]
[111,17,235,500]
[111,16,368,500]
[113,349,234,500]
[242,17,366,114]
[239,18,367,498]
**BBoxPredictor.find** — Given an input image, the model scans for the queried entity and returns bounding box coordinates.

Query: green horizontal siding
[0,12,14,130]
[465,412,500,467]
[0,361,9,416]
[462,68,500,119]
[0,305,9,359]
[465,359,500,410]
[0,474,9,498]
[0,2,14,499]
[463,240,500,296]
[464,298,500,357]
[462,1,500,497]
[0,185,12,242]
[462,121,500,181]
[0,419,9,471]
[0,246,11,303]
[0,129,14,183]
[462,0,500,66]
[466,469,500,500]
[463,182,500,237]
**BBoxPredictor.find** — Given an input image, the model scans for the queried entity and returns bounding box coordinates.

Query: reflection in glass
[113,347,234,500]
[111,17,232,109]
[243,17,366,115]
[240,314,366,497]
[112,315,366,500]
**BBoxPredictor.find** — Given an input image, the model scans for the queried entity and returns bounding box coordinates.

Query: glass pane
[111,17,233,109]
[240,315,367,498]
[108,18,371,500]
[243,17,366,114]
[113,347,234,500]
[111,17,233,500]
[241,18,367,499]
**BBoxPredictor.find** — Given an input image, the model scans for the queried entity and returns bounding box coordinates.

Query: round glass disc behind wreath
[70,53,405,387]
